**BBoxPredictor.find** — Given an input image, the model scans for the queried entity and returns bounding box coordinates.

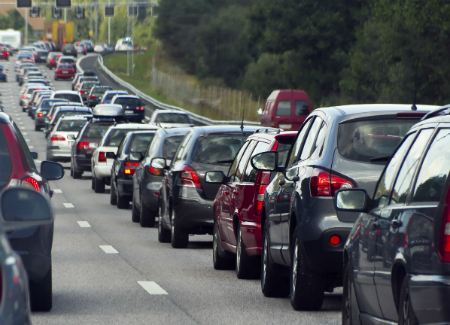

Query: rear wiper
[370,156,391,162]
[216,159,234,163]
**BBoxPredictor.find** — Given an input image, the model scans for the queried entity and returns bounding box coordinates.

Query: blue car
[0,64,7,82]
[110,95,146,122]
[100,90,128,104]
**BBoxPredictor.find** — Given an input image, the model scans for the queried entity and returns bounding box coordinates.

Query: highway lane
[1,56,342,325]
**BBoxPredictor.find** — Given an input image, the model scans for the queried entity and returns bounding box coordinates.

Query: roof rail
[254,128,282,134]
[420,105,450,121]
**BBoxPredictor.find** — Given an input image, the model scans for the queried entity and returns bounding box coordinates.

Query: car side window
[373,132,415,209]
[412,128,450,203]
[244,141,270,183]
[300,117,323,161]
[227,141,250,179]
[234,141,256,182]
[390,129,433,205]
[173,132,192,164]
[286,118,313,167]
[310,122,327,160]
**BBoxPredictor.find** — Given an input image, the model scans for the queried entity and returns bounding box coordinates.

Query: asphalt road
[0,54,342,325]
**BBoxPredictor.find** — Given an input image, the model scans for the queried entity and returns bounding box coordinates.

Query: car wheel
[213,220,235,270]
[236,224,260,279]
[261,224,289,297]
[131,195,140,222]
[91,176,95,190]
[171,214,188,248]
[398,277,419,325]
[139,196,156,227]
[94,177,105,193]
[290,226,324,311]
[29,265,52,312]
[343,261,360,325]
[72,167,82,179]
[110,182,117,205]
[116,192,129,209]
[158,204,171,243]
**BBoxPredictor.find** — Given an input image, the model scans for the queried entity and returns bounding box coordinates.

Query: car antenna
[411,64,418,111]
[240,106,244,132]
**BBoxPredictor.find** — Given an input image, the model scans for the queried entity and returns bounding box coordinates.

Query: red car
[0,48,9,60]
[54,64,75,80]
[211,130,297,278]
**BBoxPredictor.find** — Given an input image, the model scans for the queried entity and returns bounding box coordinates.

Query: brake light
[56,69,60,73]
[22,95,26,99]
[37,112,43,117]
[254,171,271,216]
[98,152,106,163]
[179,165,201,188]
[90,95,95,99]
[70,70,74,73]
[149,166,162,176]
[136,106,144,111]
[125,162,140,167]
[23,177,40,191]
[124,162,139,175]
[50,59,54,63]
[51,134,65,141]
[83,47,86,51]
[77,141,89,149]
[439,189,450,262]
[310,168,353,197]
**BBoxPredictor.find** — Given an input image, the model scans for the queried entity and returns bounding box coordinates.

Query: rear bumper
[55,73,73,79]
[48,147,72,161]
[73,155,92,171]
[117,178,133,197]
[93,163,113,179]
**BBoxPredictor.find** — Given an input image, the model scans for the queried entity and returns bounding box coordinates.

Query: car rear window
[125,133,155,154]
[162,135,185,158]
[84,123,112,139]
[104,129,140,146]
[54,111,90,122]
[60,58,75,64]
[93,88,110,95]
[105,93,126,100]
[155,113,190,124]
[338,119,417,162]
[114,97,141,106]
[191,133,252,165]
[276,101,291,116]
[57,120,87,132]
[59,65,73,69]
[54,93,81,102]
[0,125,12,189]
[37,51,47,57]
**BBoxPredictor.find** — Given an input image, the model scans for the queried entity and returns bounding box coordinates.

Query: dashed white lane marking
[77,221,91,228]
[20,127,25,129]
[63,203,74,208]
[22,132,27,135]
[99,245,119,254]
[25,139,30,142]
[28,146,34,149]
[138,281,168,295]
[18,122,23,124]
[34,160,41,163]
[53,189,62,193]
[17,117,22,120]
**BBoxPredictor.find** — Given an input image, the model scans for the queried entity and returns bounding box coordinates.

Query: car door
[353,131,417,318]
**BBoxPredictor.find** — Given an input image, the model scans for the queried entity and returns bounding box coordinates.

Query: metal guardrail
[85,54,260,126]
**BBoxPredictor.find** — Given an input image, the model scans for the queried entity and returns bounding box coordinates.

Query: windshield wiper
[370,156,391,162]
[216,159,234,163]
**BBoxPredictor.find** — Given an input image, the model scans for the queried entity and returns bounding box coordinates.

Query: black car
[86,86,113,107]
[132,127,190,228]
[36,50,49,63]
[337,106,450,325]
[110,131,157,210]
[156,125,260,248]
[61,43,78,58]
[110,95,146,122]
[251,104,437,311]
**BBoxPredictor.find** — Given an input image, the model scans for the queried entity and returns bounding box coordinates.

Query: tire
[213,221,235,270]
[398,277,419,325]
[343,261,360,325]
[236,224,260,279]
[261,224,289,297]
[91,176,95,190]
[29,265,52,312]
[139,197,156,227]
[171,214,189,248]
[72,163,82,179]
[110,182,117,205]
[35,124,40,131]
[290,226,324,311]
[158,210,171,243]
[131,195,140,223]
[94,177,105,193]
[116,193,129,209]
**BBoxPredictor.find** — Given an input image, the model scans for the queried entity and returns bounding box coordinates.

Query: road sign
[128,5,138,17]
[16,0,31,8]
[52,7,62,18]
[75,6,85,19]
[56,0,71,8]
[105,5,114,17]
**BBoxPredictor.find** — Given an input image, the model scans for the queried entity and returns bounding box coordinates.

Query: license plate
[125,110,134,114]
[279,124,292,129]
[62,71,68,74]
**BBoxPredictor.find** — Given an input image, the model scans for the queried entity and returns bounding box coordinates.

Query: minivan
[260,90,312,131]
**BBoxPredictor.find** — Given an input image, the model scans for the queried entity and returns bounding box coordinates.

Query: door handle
[391,219,402,229]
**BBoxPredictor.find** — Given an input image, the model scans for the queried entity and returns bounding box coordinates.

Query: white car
[148,110,194,129]
[20,85,52,110]
[91,123,160,193]
[50,90,83,104]
[94,43,106,52]
[115,38,133,51]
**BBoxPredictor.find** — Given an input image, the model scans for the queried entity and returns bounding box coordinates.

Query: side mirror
[41,161,65,181]
[129,152,143,161]
[335,189,369,212]
[251,151,278,172]
[106,152,116,159]
[1,187,54,231]
[151,157,167,169]
[31,152,38,159]
[205,171,225,183]
[67,134,75,140]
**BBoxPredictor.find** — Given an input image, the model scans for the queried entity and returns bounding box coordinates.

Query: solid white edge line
[99,245,119,254]
[77,221,91,228]
[137,281,168,295]
[63,203,74,208]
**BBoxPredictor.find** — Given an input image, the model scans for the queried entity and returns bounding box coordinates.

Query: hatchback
[0,48,9,60]
[157,125,260,248]
[86,86,113,107]
[110,95,145,122]
[57,56,76,72]
[43,106,92,137]
[100,90,128,104]
[61,43,78,57]
[337,106,450,325]
[54,64,75,80]
[149,110,194,128]
[36,50,48,63]
[79,81,102,103]
[252,104,437,311]
[74,41,87,55]
[50,90,83,104]
[35,99,69,131]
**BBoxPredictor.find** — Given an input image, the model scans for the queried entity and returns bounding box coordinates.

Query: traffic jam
[0,43,450,325]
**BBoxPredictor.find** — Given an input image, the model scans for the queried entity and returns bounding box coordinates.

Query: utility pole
[94,4,98,44]
[25,8,28,45]
[132,12,134,77]
[64,8,67,23]
[90,5,93,41]
[108,0,111,45]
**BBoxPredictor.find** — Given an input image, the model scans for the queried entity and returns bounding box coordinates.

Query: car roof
[190,125,262,135]
[56,106,91,111]
[154,110,187,115]
[108,123,159,130]
[59,116,91,121]
[317,104,439,116]
[53,90,79,95]
[113,95,139,99]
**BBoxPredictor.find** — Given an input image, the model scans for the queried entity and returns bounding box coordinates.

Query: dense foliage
[0,9,34,36]
[156,0,450,107]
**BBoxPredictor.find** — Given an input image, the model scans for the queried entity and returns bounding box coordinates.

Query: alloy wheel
[402,286,410,324]
[262,233,268,288]
[292,238,299,297]
[236,228,241,274]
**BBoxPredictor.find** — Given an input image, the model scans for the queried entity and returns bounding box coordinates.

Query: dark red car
[210,130,296,278]
[0,48,9,61]
[54,64,75,80]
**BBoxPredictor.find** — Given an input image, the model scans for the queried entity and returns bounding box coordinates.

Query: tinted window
[412,129,450,203]
[126,134,155,154]
[310,122,327,160]
[338,119,417,162]
[57,120,87,132]
[0,125,12,189]
[105,93,125,100]
[59,65,73,69]
[173,132,193,163]
[390,129,433,205]
[155,113,191,124]
[82,83,100,89]
[162,135,185,159]
[54,93,81,102]
[295,100,309,116]
[60,58,75,64]
[300,117,322,161]
[228,141,250,178]
[84,123,112,139]
[114,98,141,106]
[276,137,295,167]
[276,101,291,116]
[244,141,270,182]
[235,141,256,182]
[104,129,137,146]
[53,111,90,122]
[192,133,251,165]
[373,133,415,209]
[287,118,312,166]
[93,88,111,95]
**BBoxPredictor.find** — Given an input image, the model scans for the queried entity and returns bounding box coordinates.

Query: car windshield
[162,135,185,158]
[114,98,141,106]
[85,123,113,139]
[155,113,190,124]
[54,93,81,102]
[191,133,252,164]
[125,133,155,154]
[57,120,87,132]
[338,119,417,162]
[104,129,141,146]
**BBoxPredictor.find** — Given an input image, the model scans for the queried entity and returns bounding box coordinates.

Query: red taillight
[51,134,65,141]
[310,168,353,197]
[37,112,43,117]
[137,106,144,111]
[48,115,53,120]
[80,90,86,94]
[55,70,60,73]
[50,59,54,63]
[4,51,8,55]
[22,95,26,99]
[83,47,86,50]
[90,95,95,99]
[254,171,270,216]
[125,162,140,167]
[102,101,106,104]
[70,70,74,73]
[124,162,139,175]
[439,190,450,262]
[77,141,89,149]
[24,177,40,191]
[149,166,162,176]
[330,235,341,246]
[98,152,106,163]
[179,165,201,188]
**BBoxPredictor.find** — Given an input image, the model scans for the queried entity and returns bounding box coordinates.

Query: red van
[260,90,312,131]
